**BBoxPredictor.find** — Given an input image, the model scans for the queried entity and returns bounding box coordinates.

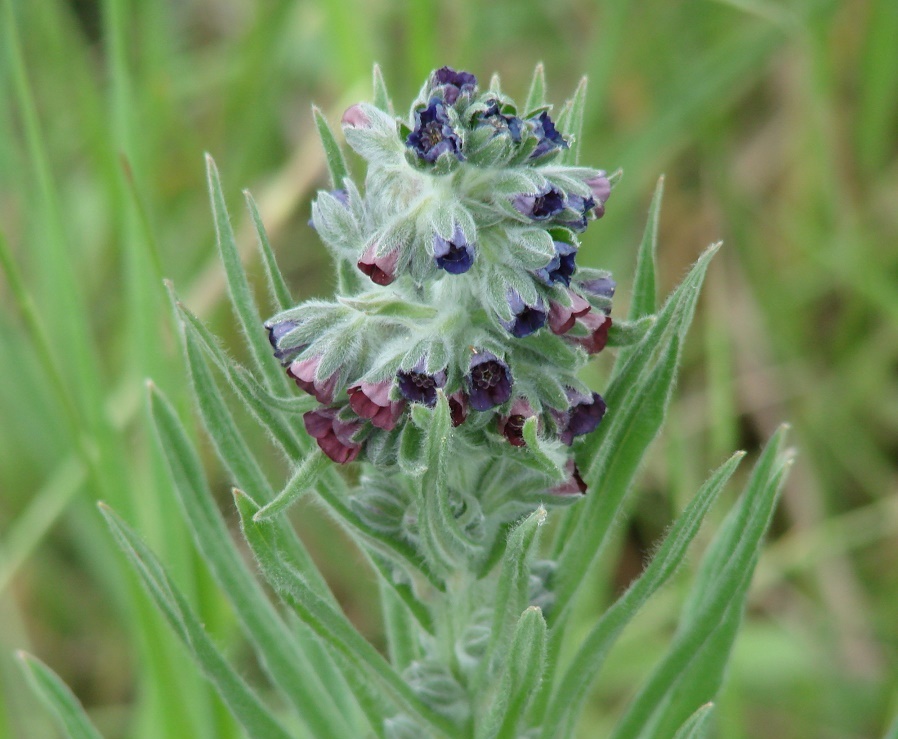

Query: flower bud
[303,407,363,464]
[357,241,400,286]
[554,390,607,446]
[430,67,477,105]
[571,312,612,354]
[534,241,577,286]
[433,227,474,274]
[513,185,565,221]
[548,292,591,335]
[287,355,339,404]
[497,398,536,447]
[527,111,569,159]
[447,390,469,427]
[348,380,405,431]
[501,289,547,338]
[341,104,371,129]
[585,172,612,218]
[549,459,588,495]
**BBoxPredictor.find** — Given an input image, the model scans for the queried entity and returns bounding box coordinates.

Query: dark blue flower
[534,241,577,286]
[555,390,607,445]
[466,352,513,411]
[501,290,547,338]
[513,186,565,221]
[528,111,569,159]
[431,67,477,105]
[578,276,616,301]
[433,227,475,274]
[474,100,523,142]
[265,320,305,365]
[396,359,447,407]
[407,98,463,163]
[560,194,597,233]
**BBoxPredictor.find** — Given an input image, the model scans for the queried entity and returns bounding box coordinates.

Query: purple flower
[348,380,405,431]
[548,292,591,335]
[474,100,523,142]
[560,194,597,233]
[406,98,463,163]
[466,352,513,411]
[309,189,349,230]
[303,407,363,464]
[357,241,400,286]
[433,227,475,274]
[571,313,612,354]
[265,320,305,365]
[497,399,535,447]
[578,276,616,301]
[528,111,569,159]
[585,172,611,218]
[550,459,588,496]
[447,390,469,427]
[501,290,547,338]
[513,186,565,221]
[534,241,577,286]
[431,67,477,105]
[396,360,447,408]
[287,356,339,405]
[554,390,607,446]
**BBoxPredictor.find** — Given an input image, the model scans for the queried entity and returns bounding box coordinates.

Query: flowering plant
[23,65,791,739]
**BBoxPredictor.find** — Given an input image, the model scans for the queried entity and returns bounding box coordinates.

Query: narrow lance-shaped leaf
[475,507,547,695]
[556,76,587,165]
[244,190,293,312]
[538,452,744,738]
[477,606,548,739]
[524,62,547,114]
[672,703,715,739]
[610,429,792,739]
[373,63,391,113]
[205,154,290,393]
[313,105,350,189]
[148,384,360,736]
[623,174,664,326]
[99,504,295,739]
[235,490,459,739]
[253,447,330,521]
[17,652,103,739]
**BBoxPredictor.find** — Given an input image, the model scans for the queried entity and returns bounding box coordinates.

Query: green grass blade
[551,244,719,621]
[148,384,360,736]
[539,452,744,738]
[235,490,459,739]
[524,62,547,114]
[244,190,294,312]
[99,504,295,739]
[672,703,715,739]
[478,606,548,739]
[609,429,792,739]
[16,652,103,739]
[205,154,289,393]
[313,106,351,189]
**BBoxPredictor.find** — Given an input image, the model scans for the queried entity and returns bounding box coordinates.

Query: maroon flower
[571,312,612,354]
[467,352,513,411]
[550,459,588,496]
[303,407,363,464]
[348,380,405,431]
[357,241,400,286]
[287,356,339,404]
[497,399,536,447]
[548,293,591,335]
[447,390,469,427]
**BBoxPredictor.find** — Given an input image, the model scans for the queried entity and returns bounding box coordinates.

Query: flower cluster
[266,67,625,501]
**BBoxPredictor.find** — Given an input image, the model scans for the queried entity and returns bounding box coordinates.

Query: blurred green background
[1,0,896,736]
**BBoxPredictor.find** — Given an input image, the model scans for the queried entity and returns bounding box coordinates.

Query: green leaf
[609,428,792,739]
[313,105,351,189]
[555,76,587,165]
[205,154,289,393]
[99,504,295,739]
[373,63,391,113]
[538,452,744,738]
[17,652,103,739]
[244,190,293,312]
[672,703,715,739]
[339,293,439,322]
[148,384,360,736]
[627,175,664,323]
[524,62,547,115]
[253,447,330,520]
[235,491,458,739]
[606,315,656,348]
[478,606,548,739]
[521,417,568,482]
[551,244,720,623]
[476,507,547,693]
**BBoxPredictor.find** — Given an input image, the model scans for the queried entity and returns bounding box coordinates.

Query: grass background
[1,0,896,736]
